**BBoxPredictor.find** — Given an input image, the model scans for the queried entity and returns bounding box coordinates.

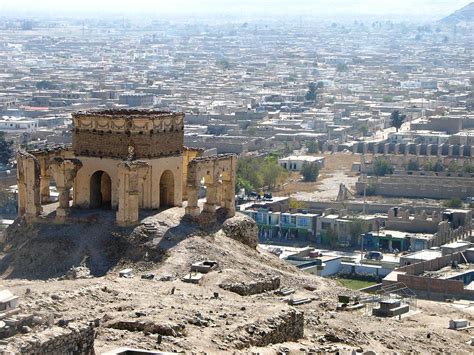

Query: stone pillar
[332,144,338,154]
[116,161,149,226]
[373,143,379,155]
[404,144,409,156]
[16,151,41,221]
[203,183,218,213]
[49,158,83,220]
[394,143,400,155]
[448,145,454,157]
[459,145,465,158]
[362,143,368,155]
[352,144,358,155]
[384,143,389,155]
[437,145,442,157]
[36,155,52,204]
[185,186,200,217]
[221,155,237,217]
[426,144,432,156]
[415,144,421,156]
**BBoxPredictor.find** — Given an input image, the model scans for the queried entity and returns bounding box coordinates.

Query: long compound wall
[390,252,474,301]
[356,175,474,199]
[320,141,474,158]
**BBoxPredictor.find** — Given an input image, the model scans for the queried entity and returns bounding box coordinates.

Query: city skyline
[1,0,471,18]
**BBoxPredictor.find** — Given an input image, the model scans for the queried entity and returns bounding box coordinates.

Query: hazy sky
[0,0,471,18]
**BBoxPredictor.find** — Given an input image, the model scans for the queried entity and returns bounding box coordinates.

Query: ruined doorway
[159,170,174,207]
[90,171,112,209]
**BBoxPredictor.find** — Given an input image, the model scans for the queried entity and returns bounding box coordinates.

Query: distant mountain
[440,2,474,24]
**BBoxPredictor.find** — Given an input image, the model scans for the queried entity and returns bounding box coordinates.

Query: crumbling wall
[4,323,96,355]
[220,276,280,296]
[224,309,304,349]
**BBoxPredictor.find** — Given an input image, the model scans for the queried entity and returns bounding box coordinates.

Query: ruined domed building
[16,110,236,225]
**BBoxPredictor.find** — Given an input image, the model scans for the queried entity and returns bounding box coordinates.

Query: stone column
[415,144,421,156]
[221,155,237,217]
[185,186,200,217]
[16,151,42,221]
[352,144,358,155]
[49,158,82,220]
[394,143,400,155]
[448,145,454,157]
[116,161,149,226]
[426,144,432,156]
[36,155,52,204]
[362,143,368,155]
[384,143,389,155]
[373,143,378,155]
[332,144,338,154]
[203,183,218,213]
[459,145,465,158]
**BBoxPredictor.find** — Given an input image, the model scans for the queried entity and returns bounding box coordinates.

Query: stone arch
[160,170,175,207]
[90,170,112,208]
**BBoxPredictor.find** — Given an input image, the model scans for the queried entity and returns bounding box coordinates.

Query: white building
[0,118,38,133]
[278,155,325,171]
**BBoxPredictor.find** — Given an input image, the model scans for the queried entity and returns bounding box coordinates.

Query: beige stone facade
[16,109,237,226]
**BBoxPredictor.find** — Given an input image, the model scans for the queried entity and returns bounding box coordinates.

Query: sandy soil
[1,208,474,353]
[275,152,360,201]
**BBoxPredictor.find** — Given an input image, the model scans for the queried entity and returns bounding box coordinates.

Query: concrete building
[278,155,325,171]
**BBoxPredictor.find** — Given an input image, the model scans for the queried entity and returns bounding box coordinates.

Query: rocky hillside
[2,208,474,353]
[440,2,474,25]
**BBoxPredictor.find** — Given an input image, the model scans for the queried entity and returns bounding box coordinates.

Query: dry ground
[1,208,474,353]
[275,152,360,201]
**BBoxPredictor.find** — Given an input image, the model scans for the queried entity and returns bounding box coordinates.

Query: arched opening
[90,171,112,209]
[159,170,175,207]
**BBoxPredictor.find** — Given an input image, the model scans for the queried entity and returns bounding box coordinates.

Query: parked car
[364,251,383,261]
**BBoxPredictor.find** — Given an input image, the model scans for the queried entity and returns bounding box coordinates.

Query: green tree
[336,63,348,72]
[383,95,393,102]
[301,162,320,182]
[216,58,230,70]
[348,218,368,246]
[372,159,394,176]
[35,80,57,90]
[324,226,338,247]
[424,160,444,172]
[463,165,474,174]
[305,82,318,101]
[444,198,463,208]
[0,131,13,165]
[306,141,319,154]
[359,125,369,137]
[390,110,406,132]
[289,198,308,210]
[407,160,420,171]
[261,156,287,188]
[447,161,460,173]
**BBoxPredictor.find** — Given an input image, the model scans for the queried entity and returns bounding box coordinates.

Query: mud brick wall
[4,323,96,355]
[73,129,183,159]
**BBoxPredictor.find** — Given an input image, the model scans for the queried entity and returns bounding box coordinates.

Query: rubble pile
[220,276,281,296]
[225,309,304,349]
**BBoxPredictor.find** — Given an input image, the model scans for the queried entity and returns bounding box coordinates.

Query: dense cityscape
[0,1,474,353]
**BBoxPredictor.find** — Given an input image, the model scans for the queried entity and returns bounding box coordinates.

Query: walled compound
[16,109,236,225]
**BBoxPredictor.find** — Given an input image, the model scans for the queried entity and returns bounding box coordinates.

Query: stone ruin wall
[4,323,96,355]
[72,111,184,159]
